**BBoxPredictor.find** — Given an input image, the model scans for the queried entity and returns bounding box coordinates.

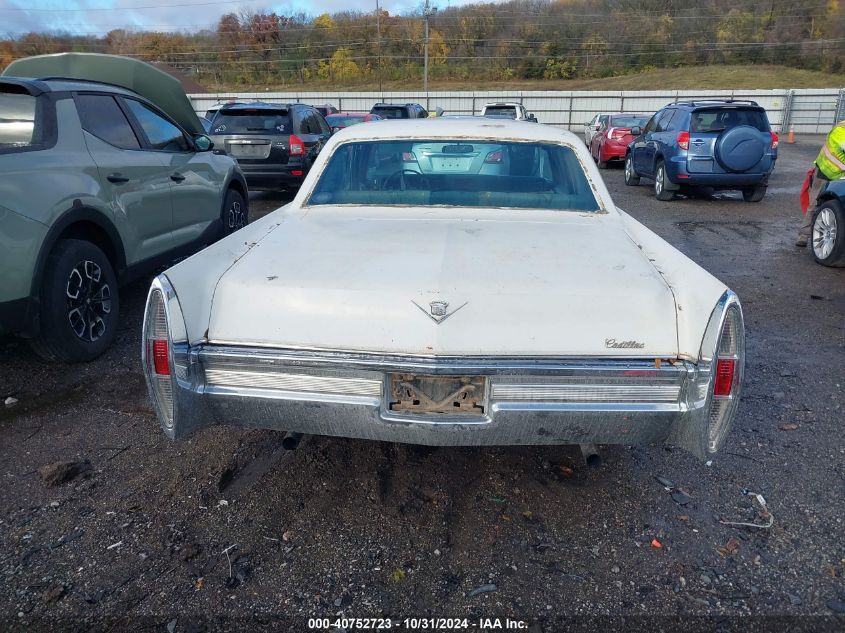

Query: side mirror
[194,134,214,152]
[631,126,642,136]
[435,107,444,117]
[528,114,537,122]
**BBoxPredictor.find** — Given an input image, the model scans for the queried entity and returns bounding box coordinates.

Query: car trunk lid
[206,207,679,357]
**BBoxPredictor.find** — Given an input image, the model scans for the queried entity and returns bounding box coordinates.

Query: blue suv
[625,100,778,202]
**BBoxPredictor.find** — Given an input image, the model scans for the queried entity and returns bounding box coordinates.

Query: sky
[0,0,483,37]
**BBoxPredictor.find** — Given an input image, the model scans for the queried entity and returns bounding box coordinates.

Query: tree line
[1,0,843,88]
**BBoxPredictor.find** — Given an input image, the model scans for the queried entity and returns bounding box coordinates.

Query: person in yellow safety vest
[797,120,845,247]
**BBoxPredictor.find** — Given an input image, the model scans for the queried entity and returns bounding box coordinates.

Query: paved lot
[1,139,843,632]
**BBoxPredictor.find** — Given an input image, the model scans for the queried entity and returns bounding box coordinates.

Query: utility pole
[376,0,382,94]
[423,0,436,93]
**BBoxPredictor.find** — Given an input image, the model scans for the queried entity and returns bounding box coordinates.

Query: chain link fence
[190,88,845,134]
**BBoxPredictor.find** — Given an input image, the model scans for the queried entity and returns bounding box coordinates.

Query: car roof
[484,102,521,107]
[672,99,762,109]
[0,75,139,97]
[328,111,370,116]
[331,117,579,144]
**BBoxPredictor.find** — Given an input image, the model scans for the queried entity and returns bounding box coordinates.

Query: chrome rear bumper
[164,345,720,458]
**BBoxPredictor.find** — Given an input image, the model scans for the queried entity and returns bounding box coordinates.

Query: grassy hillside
[214,65,845,93]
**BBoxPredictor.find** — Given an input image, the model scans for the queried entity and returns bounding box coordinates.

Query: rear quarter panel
[617,208,729,360]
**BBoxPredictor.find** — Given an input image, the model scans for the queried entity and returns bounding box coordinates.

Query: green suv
[0,54,248,362]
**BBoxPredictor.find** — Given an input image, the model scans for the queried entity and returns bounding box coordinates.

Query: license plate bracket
[388,374,486,415]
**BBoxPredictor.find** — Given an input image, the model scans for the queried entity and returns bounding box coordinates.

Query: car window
[609,115,651,129]
[690,108,770,133]
[0,89,38,150]
[307,139,600,212]
[485,106,518,119]
[598,115,609,126]
[643,113,659,134]
[372,106,408,119]
[124,99,190,152]
[315,113,331,136]
[665,111,685,132]
[75,94,140,151]
[655,110,675,133]
[326,115,366,128]
[418,106,428,118]
[211,108,290,135]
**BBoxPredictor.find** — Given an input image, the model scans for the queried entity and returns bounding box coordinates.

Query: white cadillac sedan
[142,118,744,461]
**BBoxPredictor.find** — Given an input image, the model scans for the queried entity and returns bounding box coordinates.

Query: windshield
[211,109,289,134]
[307,139,599,212]
[484,106,517,118]
[372,106,408,119]
[690,108,769,133]
[0,91,37,149]
[610,115,650,129]
[326,114,367,127]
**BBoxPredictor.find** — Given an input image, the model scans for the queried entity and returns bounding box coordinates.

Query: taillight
[713,358,735,396]
[677,131,690,150]
[770,132,779,150]
[143,283,175,429]
[484,150,503,164]
[707,303,743,452]
[289,134,304,156]
[152,339,170,375]
[609,127,627,140]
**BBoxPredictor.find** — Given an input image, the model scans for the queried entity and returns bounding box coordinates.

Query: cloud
[0,0,486,36]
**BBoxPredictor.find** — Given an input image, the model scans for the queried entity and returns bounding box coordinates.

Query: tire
[811,199,845,267]
[654,160,674,201]
[597,155,607,169]
[624,154,640,186]
[222,188,248,235]
[742,185,767,203]
[29,239,119,363]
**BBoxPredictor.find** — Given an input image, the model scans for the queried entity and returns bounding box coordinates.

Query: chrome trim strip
[204,368,382,397]
[491,384,681,403]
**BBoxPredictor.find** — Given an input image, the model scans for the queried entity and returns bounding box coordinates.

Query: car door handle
[170,173,186,182]
[107,173,130,184]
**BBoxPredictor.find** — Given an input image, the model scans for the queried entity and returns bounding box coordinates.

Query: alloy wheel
[813,208,838,260]
[228,200,246,230]
[625,157,633,181]
[66,260,112,342]
[655,166,664,195]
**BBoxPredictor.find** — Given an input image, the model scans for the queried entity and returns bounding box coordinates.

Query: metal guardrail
[190,88,845,134]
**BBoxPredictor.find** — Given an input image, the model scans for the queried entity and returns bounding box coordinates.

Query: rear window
[371,106,408,119]
[307,139,599,212]
[0,90,37,150]
[326,114,365,128]
[690,108,769,133]
[211,109,290,134]
[484,106,518,118]
[610,115,650,129]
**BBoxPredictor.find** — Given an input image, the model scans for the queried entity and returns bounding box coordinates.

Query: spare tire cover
[715,125,765,172]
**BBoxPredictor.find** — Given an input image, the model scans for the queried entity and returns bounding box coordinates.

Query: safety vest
[815,120,845,180]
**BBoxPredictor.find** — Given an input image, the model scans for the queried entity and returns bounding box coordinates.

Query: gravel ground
[1,138,843,633]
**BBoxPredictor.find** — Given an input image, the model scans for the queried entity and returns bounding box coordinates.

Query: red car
[325,112,383,133]
[590,113,652,169]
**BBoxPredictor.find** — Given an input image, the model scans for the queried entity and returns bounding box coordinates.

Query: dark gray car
[208,102,331,191]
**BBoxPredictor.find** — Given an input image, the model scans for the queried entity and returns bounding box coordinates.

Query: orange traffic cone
[787,125,795,144]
